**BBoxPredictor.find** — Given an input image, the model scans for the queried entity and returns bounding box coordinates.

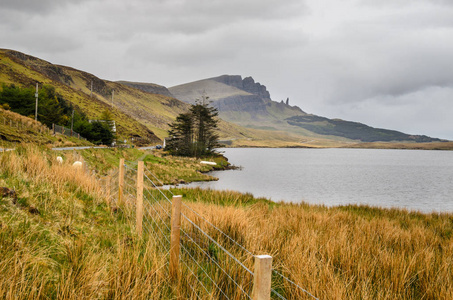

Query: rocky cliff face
[213,95,268,117]
[212,75,271,100]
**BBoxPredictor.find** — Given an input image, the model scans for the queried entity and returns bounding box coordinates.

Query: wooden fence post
[118,158,125,205]
[136,161,144,236]
[252,255,273,300]
[170,195,182,280]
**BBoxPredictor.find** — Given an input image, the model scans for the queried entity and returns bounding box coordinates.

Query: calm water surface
[186,148,453,213]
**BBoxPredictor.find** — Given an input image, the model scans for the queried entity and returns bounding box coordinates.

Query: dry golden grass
[0,145,176,299]
[1,145,452,299]
[0,107,92,148]
[175,188,453,299]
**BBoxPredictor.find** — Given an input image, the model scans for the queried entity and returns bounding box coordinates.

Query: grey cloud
[360,0,453,8]
[82,0,307,39]
[1,0,453,139]
[300,6,453,105]
[1,0,89,14]
[324,86,453,139]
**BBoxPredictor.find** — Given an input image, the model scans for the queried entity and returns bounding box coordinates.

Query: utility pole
[34,83,38,121]
[71,110,74,136]
[90,80,93,98]
[111,90,114,107]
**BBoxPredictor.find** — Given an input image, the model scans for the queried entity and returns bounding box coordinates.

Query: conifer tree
[166,96,219,157]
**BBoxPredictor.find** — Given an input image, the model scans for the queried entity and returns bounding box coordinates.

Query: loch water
[186,148,453,213]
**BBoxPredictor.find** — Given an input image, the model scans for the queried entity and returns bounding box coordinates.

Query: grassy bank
[77,147,229,184]
[0,108,92,148]
[345,141,453,151]
[1,144,452,299]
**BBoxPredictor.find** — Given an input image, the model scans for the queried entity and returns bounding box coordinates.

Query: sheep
[72,161,83,169]
[56,156,63,164]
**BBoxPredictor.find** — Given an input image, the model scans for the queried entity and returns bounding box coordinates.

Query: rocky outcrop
[212,75,244,89]
[6,50,73,85]
[212,75,271,100]
[119,81,174,98]
[242,76,271,99]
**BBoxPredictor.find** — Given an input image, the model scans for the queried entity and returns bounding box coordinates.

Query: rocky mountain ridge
[168,74,445,143]
[1,48,446,146]
[211,75,271,99]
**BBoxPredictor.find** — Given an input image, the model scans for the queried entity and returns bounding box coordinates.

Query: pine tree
[166,97,219,157]
[167,112,194,156]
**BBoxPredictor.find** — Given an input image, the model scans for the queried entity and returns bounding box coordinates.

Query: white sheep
[56,156,63,164]
[72,161,83,168]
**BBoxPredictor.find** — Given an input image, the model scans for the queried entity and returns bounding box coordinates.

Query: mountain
[169,75,306,124]
[0,49,307,147]
[1,49,444,147]
[0,49,169,143]
[168,75,444,144]
[286,115,441,143]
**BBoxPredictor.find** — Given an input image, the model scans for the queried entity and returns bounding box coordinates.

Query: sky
[1,0,453,140]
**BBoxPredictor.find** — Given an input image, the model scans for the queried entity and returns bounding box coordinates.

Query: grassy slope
[62,67,190,140]
[77,147,226,184]
[0,108,92,148]
[1,49,321,147]
[0,50,161,144]
[0,145,174,298]
[1,145,452,299]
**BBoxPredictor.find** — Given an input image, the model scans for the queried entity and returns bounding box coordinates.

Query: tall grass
[1,146,452,299]
[0,145,175,299]
[174,188,453,299]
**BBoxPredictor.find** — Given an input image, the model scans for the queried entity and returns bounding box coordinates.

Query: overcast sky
[1,0,453,139]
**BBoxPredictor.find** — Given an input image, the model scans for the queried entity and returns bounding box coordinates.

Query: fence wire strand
[181,201,255,258]
[106,160,319,300]
[180,241,232,299]
[272,270,319,300]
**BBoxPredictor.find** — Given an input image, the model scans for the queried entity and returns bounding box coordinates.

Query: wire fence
[53,124,87,140]
[101,159,319,300]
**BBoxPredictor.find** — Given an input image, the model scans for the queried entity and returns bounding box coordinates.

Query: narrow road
[51,146,109,151]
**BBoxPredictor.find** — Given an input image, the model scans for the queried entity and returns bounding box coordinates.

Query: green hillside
[2,49,444,148]
[0,49,161,144]
[287,115,443,143]
[1,49,313,147]
[0,108,91,148]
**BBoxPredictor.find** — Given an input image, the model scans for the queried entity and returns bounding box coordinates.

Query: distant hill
[118,81,174,98]
[287,115,442,143]
[1,49,445,147]
[0,49,305,147]
[168,75,444,143]
[169,75,306,123]
[0,49,165,143]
